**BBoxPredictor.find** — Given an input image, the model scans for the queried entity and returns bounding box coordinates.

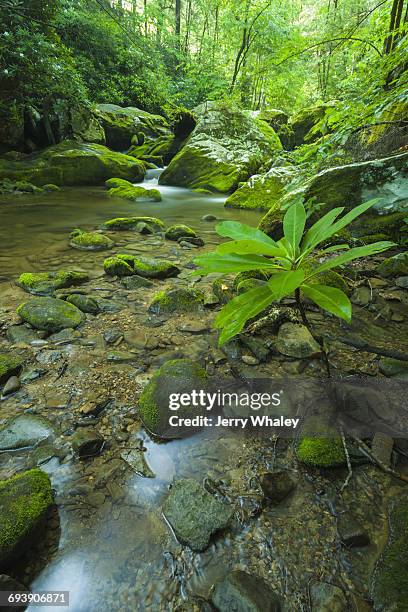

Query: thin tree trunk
[175,0,181,44]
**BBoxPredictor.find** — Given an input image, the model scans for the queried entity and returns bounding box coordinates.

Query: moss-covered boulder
[377,252,408,278]
[0,179,44,195]
[0,469,53,565]
[0,141,145,187]
[149,288,204,314]
[372,494,408,611]
[102,216,165,233]
[17,297,85,332]
[69,230,114,251]
[289,103,336,147]
[0,354,23,385]
[17,270,89,296]
[159,102,282,193]
[138,359,208,438]
[95,104,171,151]
[128,134,176,165]
[165,224,197,241]
[108,183,161,202]
[104,254,180,279]
[225,166,296,211]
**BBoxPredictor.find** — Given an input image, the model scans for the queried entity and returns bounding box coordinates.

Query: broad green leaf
[214,285,275,345]
[301,207,344,252]
[301,284,352,322]
[283,200,306,253]
[326,199,380,238]
[216,221,279,247]
[319,243,350,254]
[309,241,395,276]
[193,252,284,274]
[267,269,305,300]
[216,239,286,258]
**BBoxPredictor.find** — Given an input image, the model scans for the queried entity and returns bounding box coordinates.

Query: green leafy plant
[194,199,395,345]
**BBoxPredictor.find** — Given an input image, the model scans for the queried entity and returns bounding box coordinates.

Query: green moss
[104,255,180,279]
[0,469,53,564]
[350,212,408,242]
[233,270,269,290]
[42,184,60,192]
[104,257,134,277]
[212,277,235,304]
[297,437,345,467]
[0,353,23,384]
[105,177,133,189]
[138,359,207,438]
[377,252,408,278]
[66,294,99,314]
[17,297,85,332]
[102,216,165,232]
[149,288,204,314]
[165,224,197,241]
[18,271,89,295]
[69,231,114,251]
[108,184,161,202]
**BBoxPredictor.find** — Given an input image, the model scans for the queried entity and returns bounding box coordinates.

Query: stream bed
[0,171,407,611]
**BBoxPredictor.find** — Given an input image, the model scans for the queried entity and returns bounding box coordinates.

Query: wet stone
[276,323,320,358]
[0,414,55,451]
[103,330,123,344]
[71,429,105,458]
[48,328,82,344]
[162,478,233,551]
[121,448,155,478]
[260,470,297,505]
[310,582,348,611]
[36,350,64,365]
[211,570,281,612]
[106,351,138,363]
[6,325,41,345]
[2,376,21,396]
[120,275,154,290]
[396,276,408,289]
[337,514,370,548]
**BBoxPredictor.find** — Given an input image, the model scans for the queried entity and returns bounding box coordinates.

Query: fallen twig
[353,436,408,484]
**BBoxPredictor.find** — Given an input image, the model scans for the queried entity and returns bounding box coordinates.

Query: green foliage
[194,199,394,345]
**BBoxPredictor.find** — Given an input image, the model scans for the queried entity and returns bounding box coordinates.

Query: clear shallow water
[0,170,260,282]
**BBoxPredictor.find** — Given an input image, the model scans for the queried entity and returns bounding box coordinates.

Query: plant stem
[295,288,309,328]
[294,289,331,378]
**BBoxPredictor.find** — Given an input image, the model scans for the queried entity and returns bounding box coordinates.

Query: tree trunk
[175,0,181,42]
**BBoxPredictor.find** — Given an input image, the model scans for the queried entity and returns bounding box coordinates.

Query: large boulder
[102,216,165,233]
[0,141,145,187]
[162,478,233,551]
[0,469,53,565]
[95,104,171,151]
[159,102,282,193]
[225,166,296,211]
[17,297,85,332]
[288,103,336,148]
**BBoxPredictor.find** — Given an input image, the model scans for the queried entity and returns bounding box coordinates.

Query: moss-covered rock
[233,270,269,290]
[212,276,235,304]
[159,102,282,193]
[128,134,176,165]
[138,359,208,438]
[66,294,100,314]
[102,216,165,233]
[165,224,197,241]
[108,184,161,202]
[289,103,336,147]
[225,166,296,211]
[18,270,89,296]
[297,436,346,468]
[236,278,266,294]
[0,141,145,187]
[0,179,43,195]
[104,254,180,279]
[43,183,60,192]
[95,104,171,151]
[149,288,204,314]
[105,177,133,189]
[372,494,408,611]
[0,469,53,565]
[377,252,408,278]
[69,230,114,251]
[17,297,85,332]
[0,354,23,385]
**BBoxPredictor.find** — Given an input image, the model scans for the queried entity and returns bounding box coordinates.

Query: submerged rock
[138,358,207,438]
[372,493,408,611]
[0,353,23,384]
[6,325,42,344]
[162,478,233,551]
[120,275,154,289]
[66,294,100,314]
[260,470,297,505]
[104,254,179,279]
[165,224,197,241]
[160,102,282,193]
[71,429,105,458]
[148,288,204,314]
[0,141,145,186]
[17,270,89,295]
[310,582,348,611]
[103,216,165,233]
[0,414,55,451]
[0,469,53,565]
[17,297,85,332]
[212,570,281,612]
[69,230,114,251]
[276,323,320,358]
[225,166,296,211]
